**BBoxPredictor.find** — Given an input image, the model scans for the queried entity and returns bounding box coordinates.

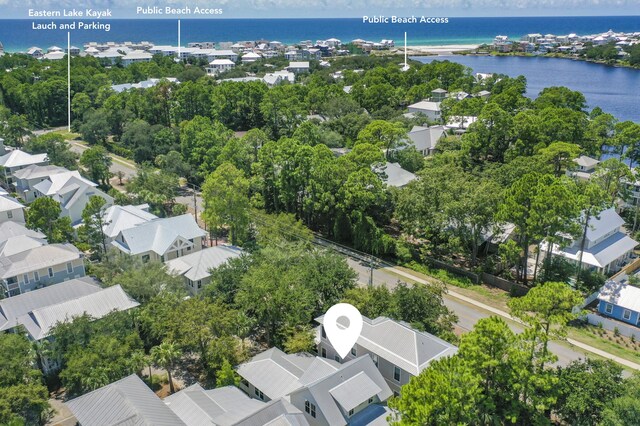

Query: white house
[0,195,25,224]
[102,204,157,243]
[287,61,310,74]
[568,155,600,181]
[121,50,152,66]
[0,149,49,185]
[316,315,458,395]
[206,59,236,75]
[111,214,207,262]
[12,164,69,203]
[406,125,447,156]
[241,52,262,63]
[165,245,243,295]
[446,116,478,133]
[0,243,86,297]
[32,171,114,226]
[407,100,442,122]
[541,208,638,275]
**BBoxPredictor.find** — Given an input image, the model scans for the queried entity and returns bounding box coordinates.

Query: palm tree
[151,341,181,394]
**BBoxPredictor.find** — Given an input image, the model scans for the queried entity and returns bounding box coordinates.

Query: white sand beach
[394,44,480,55]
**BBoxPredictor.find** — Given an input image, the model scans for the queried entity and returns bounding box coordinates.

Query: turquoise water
[414,55,640,122]
[0,16,638,52]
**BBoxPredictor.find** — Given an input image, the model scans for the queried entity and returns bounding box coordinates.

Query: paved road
[67,140,138,179]
[346,258,634,369]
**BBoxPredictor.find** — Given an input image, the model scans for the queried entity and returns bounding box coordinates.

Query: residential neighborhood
[1,11,640,426]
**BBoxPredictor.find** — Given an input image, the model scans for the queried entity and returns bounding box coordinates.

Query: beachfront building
[0,195,25,224]
[111,214,207,262]
[121,50,153,66]
[406,100,442,122]
[541,208,638,275]
[165,245,243,295]
[407,125,447,156]
[206,59,236,75]
[315,315,458,395]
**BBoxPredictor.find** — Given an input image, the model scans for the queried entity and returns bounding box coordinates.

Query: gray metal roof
[236,349,338,401]
[0,195,24,213]
[0,234,46,257]
[0,221,45,242]
[113,214,206,256]
[165,246,243,282]
[407,125,446,152]
[599,280,640,313]
[0,243,82,279]
[67,374,186,426]
[20,284,139,340]
[583,208,625,243]
[102,204,157,239]
[328,371,382,412]
[375,162,416,188]
[165,384,264,426]
[234,399,309,426]
[0,149,47,168]
[12,164,68,180]
[0,277,100,332]
[316,315,458,376]
[290,356,392,426]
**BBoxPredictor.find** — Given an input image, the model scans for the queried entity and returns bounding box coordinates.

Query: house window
[34,271,39,282]
[348,409,354,416]
[160,255,165,262]
[605,303,613,314]
[304,401,316,418]
[368,397,374,404]
[7,211,12,219]
[350,347,357,357]
[623,309,632,320]
[66,262,73,274]
[23,274,29,284]
[394,366,401,382]
[321,347,326,358]
[197,280,202,289]
[334,355,341,362]
[142,254,150,263]
[372,354,379,367]
[321,326,326,339]
[48,268,54,278]
[240,378,248,387]
[254,388,264,400]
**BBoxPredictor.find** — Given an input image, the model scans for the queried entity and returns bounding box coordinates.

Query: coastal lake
[413,55,640,123]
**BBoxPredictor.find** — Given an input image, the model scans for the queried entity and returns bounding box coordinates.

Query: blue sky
[1,0,639,18]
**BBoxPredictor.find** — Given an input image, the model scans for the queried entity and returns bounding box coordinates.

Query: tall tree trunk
[167,368,175,394]
[532,245,541,283]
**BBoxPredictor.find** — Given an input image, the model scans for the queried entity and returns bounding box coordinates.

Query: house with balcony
[206,59,236,75]
[0,146,48,185]
[315,315,458,395]
[287,61,310,74]
[111,214,207,262]
[541,208,638,275]
[597,280,640,327]
[0,243,85,297]
[165,245,243,295]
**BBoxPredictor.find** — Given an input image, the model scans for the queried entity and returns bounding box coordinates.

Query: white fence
[584,313,640,340]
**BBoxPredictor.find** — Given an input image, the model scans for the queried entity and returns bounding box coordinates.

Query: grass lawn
[568,323,640,365]
[51,130,80,140]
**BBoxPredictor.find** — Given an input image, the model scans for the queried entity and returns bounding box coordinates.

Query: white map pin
[323,303,363,359]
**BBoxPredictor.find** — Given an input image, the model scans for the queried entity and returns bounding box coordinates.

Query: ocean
[0,16,638,52]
